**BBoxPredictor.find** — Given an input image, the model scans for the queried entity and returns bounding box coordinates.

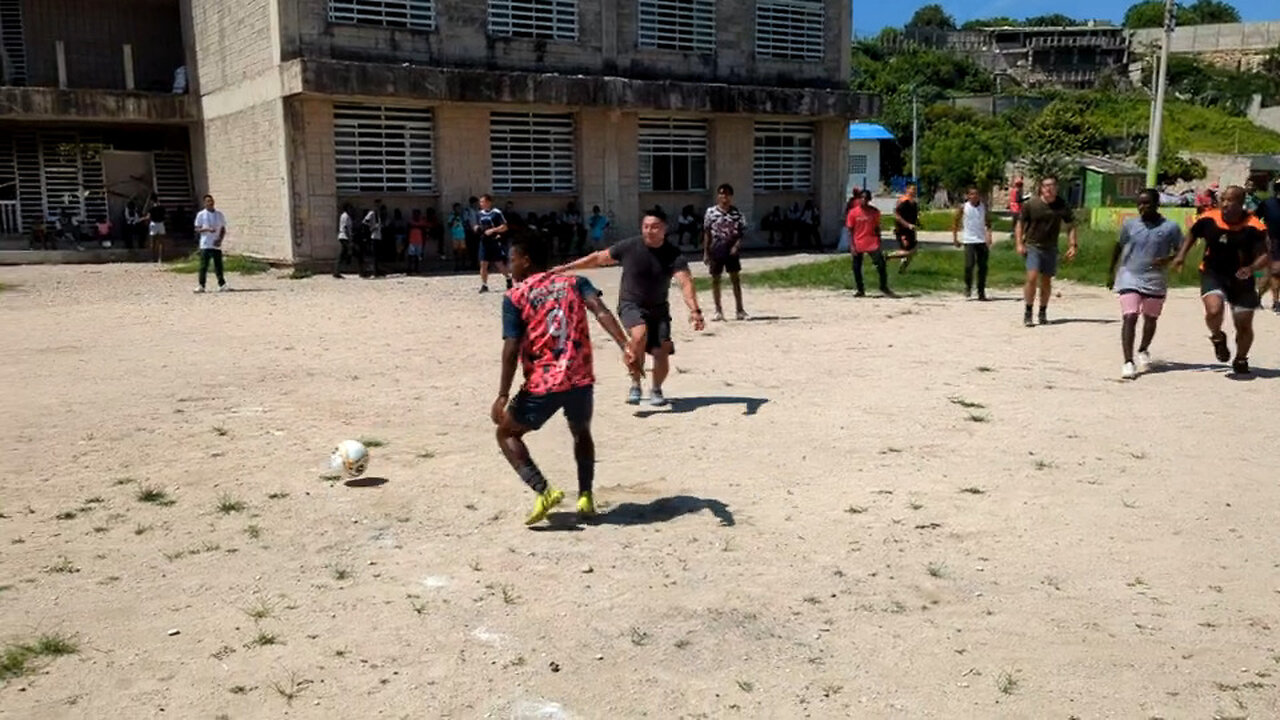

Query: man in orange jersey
[1172,185,1271,375]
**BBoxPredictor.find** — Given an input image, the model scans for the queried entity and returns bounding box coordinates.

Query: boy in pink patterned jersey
[492,236,634,525]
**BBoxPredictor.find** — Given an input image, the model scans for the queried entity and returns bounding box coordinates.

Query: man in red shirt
[492,236,633,525]
[845,190,894,297]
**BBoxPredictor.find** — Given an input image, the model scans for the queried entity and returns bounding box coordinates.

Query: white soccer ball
[330,440,370,479]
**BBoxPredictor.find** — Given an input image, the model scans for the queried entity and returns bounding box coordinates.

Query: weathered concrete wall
[285,0,848,89]
[1131,21,1280,71]
[0,87,196,123]
[1189,153,1255,189]
[21,0,184,91]
[294,59,874,118]
[203,99,294,261]
[191,0,281,95]
[580,108,638,237]
[814,118,847,245]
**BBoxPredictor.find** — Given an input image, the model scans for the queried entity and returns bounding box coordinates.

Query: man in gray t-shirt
[1107,188,1184,379]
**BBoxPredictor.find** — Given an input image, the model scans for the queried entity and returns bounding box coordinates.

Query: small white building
[847,123,895,197]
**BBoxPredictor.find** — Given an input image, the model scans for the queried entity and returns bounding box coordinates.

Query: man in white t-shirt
[952,186,993,300]
[193,194,228,293]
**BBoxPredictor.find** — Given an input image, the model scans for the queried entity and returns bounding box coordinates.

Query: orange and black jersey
[1189,209,1267,277]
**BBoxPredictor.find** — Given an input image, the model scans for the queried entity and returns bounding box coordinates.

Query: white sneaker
[1136,351,1151,372]
[217,285,230,292]
[1121,361,1137,380]
[193,286,205,294]
[649,388,668,407]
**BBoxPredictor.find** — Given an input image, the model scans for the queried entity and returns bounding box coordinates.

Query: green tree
[1028,98,1105,156]
[1139,149,1208,185]
[1183,0,1239,24]
[1123,1,1168,29]
[1023,14,1083,27]
[959,17,1020,30]
[918,107,1021,193]
[906,4,956,30]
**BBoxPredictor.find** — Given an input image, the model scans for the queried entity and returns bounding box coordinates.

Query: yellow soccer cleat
[576,492,597,518]
[525,488,564,526]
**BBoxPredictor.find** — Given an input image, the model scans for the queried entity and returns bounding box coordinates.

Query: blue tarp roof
[849,123,895,141]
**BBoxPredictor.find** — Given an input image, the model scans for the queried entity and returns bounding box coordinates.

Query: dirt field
[2,260,1278,719]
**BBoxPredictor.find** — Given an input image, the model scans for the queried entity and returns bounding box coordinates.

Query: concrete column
[712,115,754,238]
[579,107,637,239]
[814,118,847,246]
[434,104,492,206]
[286,96,337,262]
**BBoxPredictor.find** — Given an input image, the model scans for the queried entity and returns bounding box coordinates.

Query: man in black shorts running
[553,208,705,407]
[890,184,920,272]
[475,193,513,293]
[1173,185,1271,374]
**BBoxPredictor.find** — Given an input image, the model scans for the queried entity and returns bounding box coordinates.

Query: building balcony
[285,58,878,118]
[0,87,197,125]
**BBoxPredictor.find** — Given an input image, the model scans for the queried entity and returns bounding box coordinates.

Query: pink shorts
[1119,291,1165,318]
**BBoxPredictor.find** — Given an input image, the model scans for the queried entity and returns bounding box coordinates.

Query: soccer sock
[517,462,548,494]
[1024,304,1032,314]
[577,462,593,495]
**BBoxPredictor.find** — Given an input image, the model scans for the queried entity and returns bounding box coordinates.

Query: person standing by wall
[333,203,355,278]
[193,194,228,293]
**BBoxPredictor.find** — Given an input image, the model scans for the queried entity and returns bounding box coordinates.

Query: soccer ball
[330,440,370,478]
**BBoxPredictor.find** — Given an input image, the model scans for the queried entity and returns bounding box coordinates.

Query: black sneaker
[1024,310,1035,328]
[1272,300,1280,314]
[1038,309,1049,326]
[506,278,514,290]
[978,292,989,301]
[479,285,490,294]
[1211,332,1230,362]
[1232,358,1251,374]
[854,290,866,298]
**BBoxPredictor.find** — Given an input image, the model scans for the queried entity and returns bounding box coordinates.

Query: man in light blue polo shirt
[1107,188,1183,380]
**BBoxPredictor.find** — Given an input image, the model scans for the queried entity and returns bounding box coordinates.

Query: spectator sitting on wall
[95,216,113,247]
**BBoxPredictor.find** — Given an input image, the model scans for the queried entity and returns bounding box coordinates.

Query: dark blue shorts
[508,386,594,430]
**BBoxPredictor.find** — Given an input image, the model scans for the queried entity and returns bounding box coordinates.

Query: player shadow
[215,287,276,293]
[1145,362,1280,380]
[633,396,768,418]
[344,476,389,488]
[1044,318,1118,325]
[742,315,802,322]
[594,495,736,527]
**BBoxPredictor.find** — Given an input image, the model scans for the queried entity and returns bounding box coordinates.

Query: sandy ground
[2,259,1279,720]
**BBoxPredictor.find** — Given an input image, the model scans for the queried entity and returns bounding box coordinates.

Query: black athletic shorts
[707,252,741,277]
[896,228,918,251]
[618,301,674,355]
[1269,236,1280,263]
[1201,271,1261,311]
[480,237,506,263]
[508,386,593,430]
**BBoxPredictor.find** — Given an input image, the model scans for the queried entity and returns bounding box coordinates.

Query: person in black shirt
[553,208,705,407]
[146,196,168,263]
[890,184,920,272]
[1173,185,1270,374]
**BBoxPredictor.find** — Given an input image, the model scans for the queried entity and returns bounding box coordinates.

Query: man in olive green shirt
[1015,176,1078,327]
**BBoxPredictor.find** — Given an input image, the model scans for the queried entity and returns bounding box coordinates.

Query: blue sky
[852,1,1278,36]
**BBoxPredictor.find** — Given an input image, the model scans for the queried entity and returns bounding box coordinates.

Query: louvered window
[487,0,577,41]
[755,0,823,62]
[637,0,715,53]
[638,117,708,192]
[328,0,436,30]
[753,121,813,191]
[334,105,435,193]
[490,112,576,193]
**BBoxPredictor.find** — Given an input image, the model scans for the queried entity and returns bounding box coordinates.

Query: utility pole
[911,88,919,183]
[1145,0,1175,188]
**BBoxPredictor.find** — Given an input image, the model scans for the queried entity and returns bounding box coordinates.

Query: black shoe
[854,290,866,298]
[506,278,514,290]
[1272,300,1280,314]
[1023,309,1034,327]
[1211,332,1230,362]
[881,288,897,298]
[978,292,988,301]
[965,287,972,299]
[1038,309,1049,326]
[332,273,344,279]
[1232,358,1251,374]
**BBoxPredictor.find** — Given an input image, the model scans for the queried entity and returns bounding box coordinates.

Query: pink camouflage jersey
[502,272,600,395]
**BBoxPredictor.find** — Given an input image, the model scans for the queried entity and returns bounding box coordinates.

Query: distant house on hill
[847,123,895,196]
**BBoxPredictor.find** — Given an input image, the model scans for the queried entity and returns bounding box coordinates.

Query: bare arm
[487,223,509,236]
[552,249,616,274]
[951,207,962,245]
[583,293,628,350]
[1171,231,1197,271]
[673,269,705,330]
[490,338,521,425]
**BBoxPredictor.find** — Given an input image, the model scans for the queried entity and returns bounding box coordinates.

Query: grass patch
[879,210,1014,234]
[926,561,948,578]
[43,556,79,574]
[286,267,314,280]
[959,486,986,495]
[710,228,1205,295]
[216,493,246,515]
[949,397,985,410]
[1,632,79,680]
[996,670,1020,695]
[242,598,277,621]
[966,413,990,423]
[329,565,352,581]
[245,524,262,539]
[136,485,175,506]
[167,252,270,276]
[246,631,281,648]
[357,436,387,448]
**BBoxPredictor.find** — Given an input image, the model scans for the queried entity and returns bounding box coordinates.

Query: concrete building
[884,24,1130,90]
[1131,21,1280,73]
[846,122,893,195]
[188,0,876,262]
[0,0,198,248]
